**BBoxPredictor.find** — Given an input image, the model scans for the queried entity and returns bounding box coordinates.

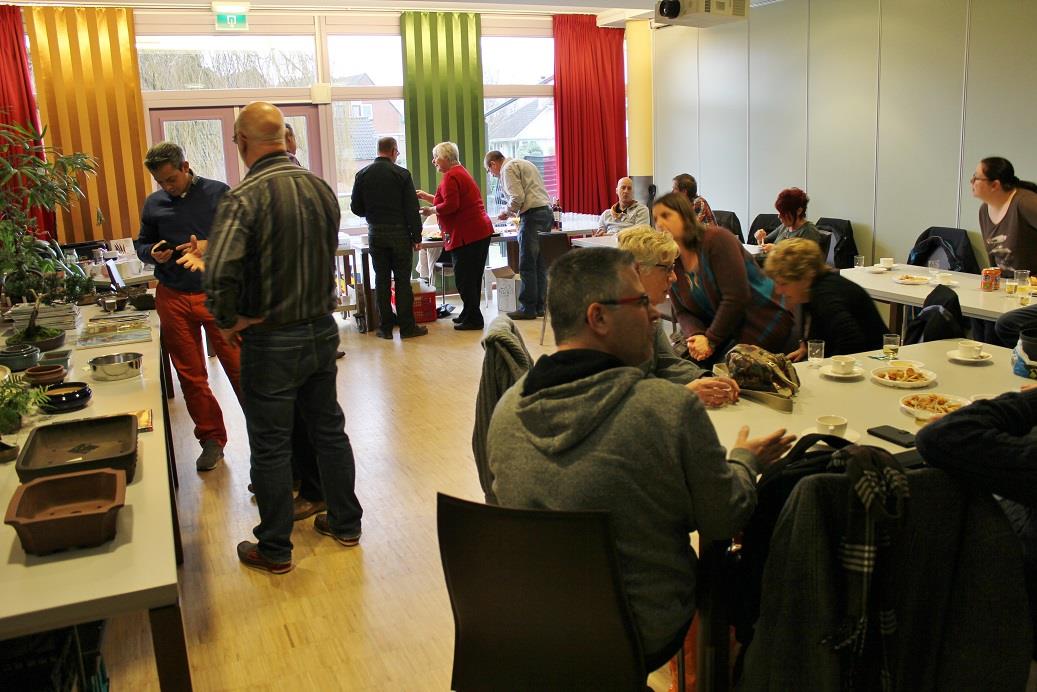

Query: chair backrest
[437,493,646,691]
[815,229,833,262]
[908,227,980,274]
[815,217,859,269]
[538,231,572,270]
[749,214,781,237]
[712,210,744,243]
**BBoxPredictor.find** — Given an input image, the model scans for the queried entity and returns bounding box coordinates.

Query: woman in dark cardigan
[654,192,793,365]
[764,238,887,360]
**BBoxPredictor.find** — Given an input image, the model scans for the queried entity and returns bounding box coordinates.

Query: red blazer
[433,164,493,251]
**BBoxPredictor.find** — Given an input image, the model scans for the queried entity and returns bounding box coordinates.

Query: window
[332,100,406,227]
[328,35,403,87]
[481,37,554,85]
[137,35,317,90]
[484,97,557,214]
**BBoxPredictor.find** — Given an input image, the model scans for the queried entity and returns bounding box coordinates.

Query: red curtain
[0,4,51,237]
[553,15,627,215]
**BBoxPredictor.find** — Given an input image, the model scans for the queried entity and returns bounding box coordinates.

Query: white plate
[798,427,862,444]
[899,393,970,420]
[893,275,931,285]
[866,265,889,273]
[947,349,993,364]
[871,366,937,388]
[929,279,960,287]
[819,364,865,380]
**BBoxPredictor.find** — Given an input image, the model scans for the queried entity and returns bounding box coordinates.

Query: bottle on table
[551,198,562,231]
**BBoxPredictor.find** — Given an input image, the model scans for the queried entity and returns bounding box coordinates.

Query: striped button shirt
[204,152,340,330]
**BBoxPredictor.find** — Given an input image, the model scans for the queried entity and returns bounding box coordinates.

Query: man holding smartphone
[136,141,240,472]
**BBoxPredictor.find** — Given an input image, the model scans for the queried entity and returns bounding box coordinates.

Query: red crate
[392,286,438,323]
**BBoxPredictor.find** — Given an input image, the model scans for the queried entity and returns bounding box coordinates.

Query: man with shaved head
[205,102,363,574]
[596,176,649,236]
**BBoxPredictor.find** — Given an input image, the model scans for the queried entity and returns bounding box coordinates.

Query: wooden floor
[100,297,677,691]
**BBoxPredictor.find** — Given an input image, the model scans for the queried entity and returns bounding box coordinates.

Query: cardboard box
[490,266,519,312]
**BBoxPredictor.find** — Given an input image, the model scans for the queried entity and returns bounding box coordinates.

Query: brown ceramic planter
[24,364,67,386]
[5,468,126,555]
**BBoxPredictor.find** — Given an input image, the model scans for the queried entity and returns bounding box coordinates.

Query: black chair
[907,227,980,274]
[437,493,687,692]
[749,214,781,240]
[815,217,859,269]
[712,210,744,244]
[816,229,833,262]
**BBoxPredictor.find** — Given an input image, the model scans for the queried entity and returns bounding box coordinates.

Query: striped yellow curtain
[24,7,149,244]
[401,12,486,196]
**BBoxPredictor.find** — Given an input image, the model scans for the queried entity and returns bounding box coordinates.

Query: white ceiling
[16,0,655,13]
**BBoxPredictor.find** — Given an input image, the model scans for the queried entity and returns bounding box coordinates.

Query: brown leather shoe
[236,541,293,574]
[293,497,327,522]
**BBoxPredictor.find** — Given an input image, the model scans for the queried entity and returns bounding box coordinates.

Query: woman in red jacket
[418,141,493,330]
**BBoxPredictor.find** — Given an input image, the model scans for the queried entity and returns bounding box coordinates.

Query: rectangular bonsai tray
[15,414,138,483]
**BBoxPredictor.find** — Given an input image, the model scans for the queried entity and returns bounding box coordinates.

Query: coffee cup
[830,355,857,375]
[816,415,848,437]
[880,257,895,268]
[958,339,982,358]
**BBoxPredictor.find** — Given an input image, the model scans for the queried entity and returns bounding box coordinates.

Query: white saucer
[866,265,889,273]
[819,364,865,380]
[930,279,959,287]
[798,427,862,444]
[947,349,993,364]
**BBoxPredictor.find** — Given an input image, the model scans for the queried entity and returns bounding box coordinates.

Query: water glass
[927,260,940,276]
[807,339,825,367]
[1017,270,1032,306]
[853,255,865,268]
[883,333,901,359]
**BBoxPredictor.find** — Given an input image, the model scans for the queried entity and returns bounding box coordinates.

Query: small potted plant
[5,291,67,352]
[0,377,50,435]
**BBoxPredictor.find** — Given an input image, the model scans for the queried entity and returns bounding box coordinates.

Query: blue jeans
[517,206,554,313]
[241,315,362,562]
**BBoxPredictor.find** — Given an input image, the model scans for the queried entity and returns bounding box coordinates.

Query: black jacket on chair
[904,284,965,344]
[815,217,859,269]
[907,227,980,274]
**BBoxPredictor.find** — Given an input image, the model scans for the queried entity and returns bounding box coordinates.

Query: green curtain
[401,12,486,197]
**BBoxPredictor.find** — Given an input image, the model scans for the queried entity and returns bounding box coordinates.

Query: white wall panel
[806,0,880,260]
[652,25,701,198]
[747,0,808,228]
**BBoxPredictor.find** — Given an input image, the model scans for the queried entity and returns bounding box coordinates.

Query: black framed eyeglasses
[970,175,989,183]
[598,293,651,308]
[655,262,676,273]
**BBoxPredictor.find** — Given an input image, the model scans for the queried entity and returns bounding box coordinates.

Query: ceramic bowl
[87,352,142,381]
[38,349,72,371]
[11,331,66,353]
[42,381,92,413]
[0,345,41,372]
[24,364,67,386]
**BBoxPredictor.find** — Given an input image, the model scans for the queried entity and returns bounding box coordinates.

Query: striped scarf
[823,446,910,691]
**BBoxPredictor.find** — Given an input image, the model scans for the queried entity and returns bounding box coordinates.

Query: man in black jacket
[351,137,426,339]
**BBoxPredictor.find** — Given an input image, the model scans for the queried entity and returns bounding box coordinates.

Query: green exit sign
[215,13,249,31]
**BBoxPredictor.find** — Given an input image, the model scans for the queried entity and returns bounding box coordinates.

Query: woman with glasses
[972,156,1037,274]
[617,225,740,406]
[764,238,887,360]
[654,192,793,366]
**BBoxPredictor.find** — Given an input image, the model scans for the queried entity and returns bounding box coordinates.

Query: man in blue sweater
[135,141,240,472]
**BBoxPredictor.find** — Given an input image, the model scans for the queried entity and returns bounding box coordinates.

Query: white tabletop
[841,266,1027,321]
[705,339,1029,453]
[0,307,178,638]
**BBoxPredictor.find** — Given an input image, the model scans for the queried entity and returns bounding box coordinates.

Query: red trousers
[156,284,241,447]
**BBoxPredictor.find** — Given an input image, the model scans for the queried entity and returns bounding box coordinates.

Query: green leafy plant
[0,377,49,435]
[0,121,98,304]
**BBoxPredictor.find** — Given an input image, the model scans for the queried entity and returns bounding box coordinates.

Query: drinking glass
[1017,270,1032,306]
[807,339,825,367]
[927,260,940,276]
[853,255,865,268]
[883,333,901,359]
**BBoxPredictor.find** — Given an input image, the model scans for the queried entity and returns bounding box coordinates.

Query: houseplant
[0,121,98,306]
[0,376,49,435]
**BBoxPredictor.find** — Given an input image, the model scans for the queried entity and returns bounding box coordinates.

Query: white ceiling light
[211,1,251,13]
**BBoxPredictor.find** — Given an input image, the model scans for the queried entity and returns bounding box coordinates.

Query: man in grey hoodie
[488,247,794,665]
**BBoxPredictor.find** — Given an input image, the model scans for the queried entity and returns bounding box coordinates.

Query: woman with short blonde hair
[763,238,887,359]
[616,225,739,406]
[431,141,460,164]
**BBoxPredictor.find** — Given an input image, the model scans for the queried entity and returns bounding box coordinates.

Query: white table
[0,308,191,690]
[705,339,1029,453]
[841,266,1027,331]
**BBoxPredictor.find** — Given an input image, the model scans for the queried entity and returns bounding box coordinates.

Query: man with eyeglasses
[488,246,794,669]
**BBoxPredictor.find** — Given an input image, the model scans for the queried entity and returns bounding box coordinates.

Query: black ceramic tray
[15,414,138,483]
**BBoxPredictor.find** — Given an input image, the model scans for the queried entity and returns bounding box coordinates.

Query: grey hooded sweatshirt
[488,360,761,656]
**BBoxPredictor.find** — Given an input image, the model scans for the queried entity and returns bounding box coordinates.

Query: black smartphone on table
[866,425,916,448]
